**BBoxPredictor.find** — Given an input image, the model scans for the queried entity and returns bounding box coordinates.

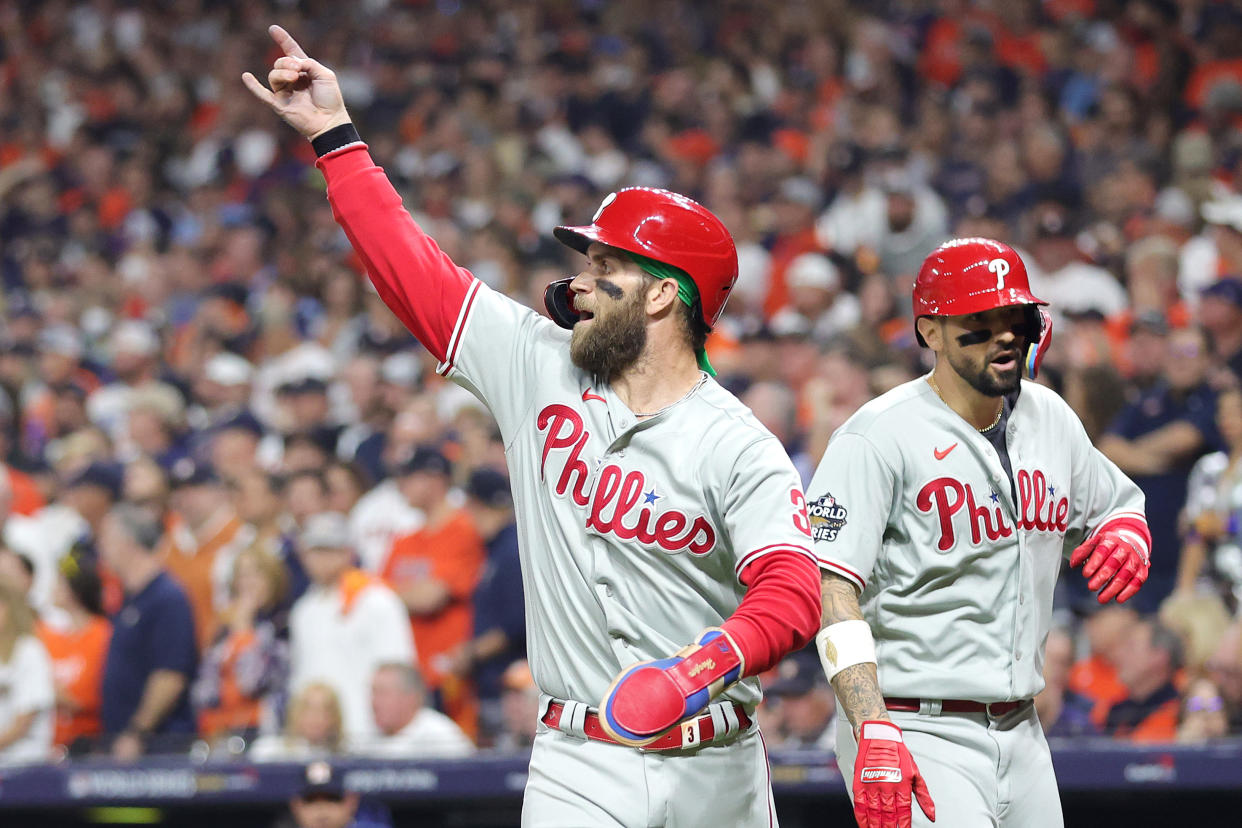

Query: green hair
[626,251,716,376]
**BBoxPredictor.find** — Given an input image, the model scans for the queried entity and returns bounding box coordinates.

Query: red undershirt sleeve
[317,143,475,363]
[721,548,822,676]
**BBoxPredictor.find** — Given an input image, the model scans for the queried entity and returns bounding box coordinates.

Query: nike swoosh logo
[582,389,606,403]
[934,443,958,460]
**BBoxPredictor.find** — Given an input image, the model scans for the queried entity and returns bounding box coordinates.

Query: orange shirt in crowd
[1124,699,1180,743]
[161,511,245,651]
[382,510,484,688]
[197,629,263,740]
[6,466,45,516]
[1068,654,1130,728]
[383,510,484,740]
[37,616,112,748]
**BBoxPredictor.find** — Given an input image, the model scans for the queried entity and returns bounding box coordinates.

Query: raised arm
[243,25,480,368]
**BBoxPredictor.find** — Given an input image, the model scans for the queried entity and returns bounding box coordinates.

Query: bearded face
[938,305,1028,397]
[569,278,649,383]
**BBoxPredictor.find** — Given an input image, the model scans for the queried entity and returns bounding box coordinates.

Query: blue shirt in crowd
[1104,380,1221,609]
[102,571,199,736]
[471,522,525,702]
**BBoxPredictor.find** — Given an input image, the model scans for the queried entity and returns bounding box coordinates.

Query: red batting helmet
[547,187,738,329]
[913,237,1053,375]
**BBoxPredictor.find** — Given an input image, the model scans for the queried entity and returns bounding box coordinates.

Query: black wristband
[311,123,362,157]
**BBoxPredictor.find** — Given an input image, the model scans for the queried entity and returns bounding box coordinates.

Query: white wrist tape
[816,620,877,682]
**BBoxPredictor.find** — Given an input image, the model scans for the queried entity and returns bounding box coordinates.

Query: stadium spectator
[193,548,290,744]
[381,446,484,740]
[1069,605,1137,728]
[0,544,34,599]
[1036,627,1099,738]
[493,660,539,752]
[1180,383,1242,612]
[1104,619,1184,743]
[285,761,361,828]
[228,469,308,605]
[205,411,265,480]
[1157,591,1233,676]
[351,662,474,759]
[444,468,523,744]
[1205,620,1242,733]
[36,550,110,754]
[86,321,172,446]
[324,461,368,517]
[1025,204,1128,319]
[1098,326,1222,607]
[1196,278,1242,383]
[762,652,837,751]
[0,581,54,764]
[768,253,860,348]
[285,469,331,531]
[288,512,413,740]
[3,464,88,616]
[161,459,246,651]
[249,683,344,763]
[99,504,197,759]
[1177,676,1231,744]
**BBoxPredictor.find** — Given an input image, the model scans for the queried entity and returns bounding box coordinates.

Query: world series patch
[808,492,848,542]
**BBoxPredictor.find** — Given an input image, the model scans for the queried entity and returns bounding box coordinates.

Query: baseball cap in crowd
[1201,277,1242,309]
[203,352,254,387]
[766,651,826,698]
[109,320,159,358]
[397,445,452,478]
[786,253,842,292]
[776,176,821,210]
[278,376,329,396]
[169,457,218,489]
[1201,193,1242,233]
[300,512,352,551]
[297,760,346,800]
[1033,204,1074,239]
[37,324,84,359]
[214,410,265,438]
[65,461,124,501]
[465,468,513,509]
[380,352,421,389]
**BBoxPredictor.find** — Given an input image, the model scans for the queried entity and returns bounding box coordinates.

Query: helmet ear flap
[1024,306,1053,378]
[543,278,581,330]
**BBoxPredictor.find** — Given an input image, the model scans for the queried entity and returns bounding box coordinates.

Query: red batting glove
[852,720,935,828]
[1070,531,1150,604]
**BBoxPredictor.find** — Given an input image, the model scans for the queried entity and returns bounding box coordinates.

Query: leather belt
[884,697,1030,716]
[541,701,752,751]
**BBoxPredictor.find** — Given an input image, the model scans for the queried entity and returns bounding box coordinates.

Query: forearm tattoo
[821,573,889,731]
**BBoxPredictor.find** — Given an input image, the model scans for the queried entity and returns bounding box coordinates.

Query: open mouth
[991,351,1019,371]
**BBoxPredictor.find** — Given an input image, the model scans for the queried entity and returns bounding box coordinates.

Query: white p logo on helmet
[988,257,1010,290]
[593,192,617,222]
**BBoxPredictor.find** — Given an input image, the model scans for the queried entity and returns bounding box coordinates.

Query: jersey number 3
[791,489,811,537]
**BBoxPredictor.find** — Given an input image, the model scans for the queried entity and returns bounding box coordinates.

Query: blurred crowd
[3,0,1242,774]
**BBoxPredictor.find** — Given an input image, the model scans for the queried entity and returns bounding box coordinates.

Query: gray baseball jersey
[319,144,816,713]
[807,375,1147,702]
[447,282,814,708]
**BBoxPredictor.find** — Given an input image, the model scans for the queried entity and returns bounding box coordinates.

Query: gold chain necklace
[632,373,709,418]
[928,375,1003,433]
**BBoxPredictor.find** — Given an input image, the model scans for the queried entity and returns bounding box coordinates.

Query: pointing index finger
[268,24,309,59]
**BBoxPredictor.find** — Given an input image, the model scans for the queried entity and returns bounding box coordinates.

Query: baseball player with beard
[245,26,822,827]
[806,238,1151,828]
